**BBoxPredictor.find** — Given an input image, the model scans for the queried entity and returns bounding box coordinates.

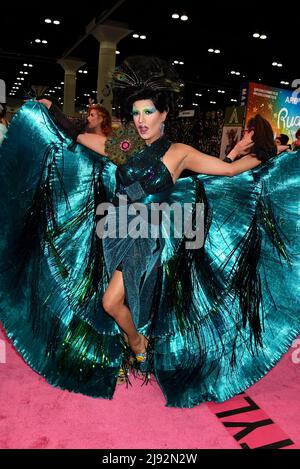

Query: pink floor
[0,326,299,449]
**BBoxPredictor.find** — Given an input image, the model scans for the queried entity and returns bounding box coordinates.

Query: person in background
[279,133,290,146]
[223,114,277,164]
[275,133,291,154]
[292,129,300,150]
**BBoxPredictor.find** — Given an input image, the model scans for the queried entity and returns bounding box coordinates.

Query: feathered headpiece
[112,56,183,93]
[111,56,184,120]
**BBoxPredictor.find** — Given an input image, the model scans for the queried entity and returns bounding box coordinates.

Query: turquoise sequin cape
[0,101,299,408]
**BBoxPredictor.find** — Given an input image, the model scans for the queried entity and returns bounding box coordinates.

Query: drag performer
[0,56,299,408]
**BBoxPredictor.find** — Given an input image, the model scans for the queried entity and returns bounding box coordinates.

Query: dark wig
[112,55,183,123]
[247,114,277,162]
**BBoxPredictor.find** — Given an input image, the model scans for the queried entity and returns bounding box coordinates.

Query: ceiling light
[180,14,188,21]
[172,13,180,19]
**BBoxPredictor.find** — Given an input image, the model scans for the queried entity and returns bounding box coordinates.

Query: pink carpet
[0,326,299,449]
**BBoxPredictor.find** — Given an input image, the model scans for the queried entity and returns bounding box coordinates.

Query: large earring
[160,121,165,136]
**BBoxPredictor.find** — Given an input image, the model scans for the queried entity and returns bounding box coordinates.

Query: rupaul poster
[240,82,300,141]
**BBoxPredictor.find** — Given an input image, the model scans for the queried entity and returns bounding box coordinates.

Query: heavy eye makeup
[132,107,157,116]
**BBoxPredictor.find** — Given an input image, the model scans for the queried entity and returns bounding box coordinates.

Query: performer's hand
[38,99,52,109]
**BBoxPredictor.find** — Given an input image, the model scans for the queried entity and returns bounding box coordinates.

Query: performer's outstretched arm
[181,144,261,176]
[38,99,85,139]
[76,133,107,156]
[38,99,107,156]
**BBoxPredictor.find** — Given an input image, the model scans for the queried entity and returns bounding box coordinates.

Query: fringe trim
[54,316,118,382]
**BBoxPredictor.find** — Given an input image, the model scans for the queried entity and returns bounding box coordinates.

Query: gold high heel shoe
[117,366,128,384]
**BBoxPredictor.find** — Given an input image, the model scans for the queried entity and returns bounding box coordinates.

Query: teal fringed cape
[0,101,299,408]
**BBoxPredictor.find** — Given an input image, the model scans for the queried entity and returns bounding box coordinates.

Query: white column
[91,21,132,113]
[57,58,85,116]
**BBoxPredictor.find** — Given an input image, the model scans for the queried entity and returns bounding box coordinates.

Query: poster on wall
[219,106,245,159]
[240,82,300,143]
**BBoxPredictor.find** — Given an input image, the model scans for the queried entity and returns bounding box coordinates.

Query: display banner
[219,106,245,159]
[240,82,300,142]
